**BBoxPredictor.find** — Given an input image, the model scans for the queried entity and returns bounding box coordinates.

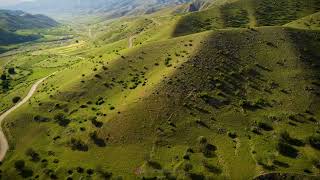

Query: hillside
[0,10,58,31]
[173,0,320,36]
[285,12,320,30]
[0,0,320,179]
[0,28,40,45]
[0,9,63,50]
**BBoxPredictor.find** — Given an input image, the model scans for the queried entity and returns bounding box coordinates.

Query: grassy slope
[173,0,320,36]
[285,12,320,30]
[1,26,320,179]
[0,0,320,179]
[0,29,40,46]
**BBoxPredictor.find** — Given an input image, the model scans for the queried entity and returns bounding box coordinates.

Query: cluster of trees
[1,67,16,91]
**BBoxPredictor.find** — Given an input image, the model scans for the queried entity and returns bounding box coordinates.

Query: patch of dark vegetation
[199,92,229,108]
[90,131,106,147]
[195,119,210,128]
[227,131,237,139]
[146,160,162,170]
[254,172,319,180]
[164,57,172,67]
[91,117,103,128]
[221,3,249,28]
[70,138,88,152]
[256,120,273,131]
[257,160,276,171]
[276,141,299,158]
[12,96,21,103]
[240,98,270,111]
[255,0,320,26]
[198,136,217,158]
[280,131,305,147]
[14,160,34,178]
[202,160,222,174]
[273,160,290,168]
[54,113,71,127]
[33,115,51,122]
[25,148,40,162]
[308,135,320,150]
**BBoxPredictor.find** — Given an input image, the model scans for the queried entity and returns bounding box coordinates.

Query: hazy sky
[0,0,33,7]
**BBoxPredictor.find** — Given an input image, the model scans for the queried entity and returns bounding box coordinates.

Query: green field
[0,0,320,179]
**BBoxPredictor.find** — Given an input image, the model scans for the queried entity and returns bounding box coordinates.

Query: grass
[0,0,320,179]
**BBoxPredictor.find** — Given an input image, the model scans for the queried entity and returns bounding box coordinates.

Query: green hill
[173,0,320,36]
[0,9,59,48]
[0,0,320,179]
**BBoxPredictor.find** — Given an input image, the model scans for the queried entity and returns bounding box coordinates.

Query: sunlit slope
[1,26,320,179]
[173,0,320,36]
[285,12,320,30]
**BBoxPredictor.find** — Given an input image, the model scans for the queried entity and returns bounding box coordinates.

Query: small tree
[309,135,320,150]
[14,160,25,171]
[25,148,40,162]
[8,67,15,74]
[12,96,21,103]
[0,74,6,81]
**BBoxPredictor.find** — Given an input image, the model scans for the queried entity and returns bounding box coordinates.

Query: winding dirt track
[0,74,53,161]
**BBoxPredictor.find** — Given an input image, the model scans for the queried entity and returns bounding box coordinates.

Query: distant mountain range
[0,9,58,31]
[0,9,58,45]
[10,0,195,18]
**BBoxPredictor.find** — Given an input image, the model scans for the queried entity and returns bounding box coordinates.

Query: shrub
[77,167,84,173]
[12,96,21,103]
[146,160,162,170]
[91,117,103,128]
[165,57,172,67]
[256,121,273,131]
[90,131,106,147]
[308,135,320,150]
[54,113,70,127]
[280,131,305,146]
[228,131,237,139]
[70,138,88,152]
[14,160,25,171]
[8,67,15,74]
[276,141,299,158]
[0,74,6,81]
[25,148,40,162]
[20,168,33,178]
[33,115,51,122]
[197,136,207,144]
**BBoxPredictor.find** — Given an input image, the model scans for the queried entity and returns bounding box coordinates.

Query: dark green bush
[8,67,15,74]
[90,131,106,147]
[309,135,320,150]
[25,148,40,162]
[54,113,70,127]
[33,115,51,122]
[14,160,25,171]
[12,96,21,103]
[280,131,305,147]
[257,121,273,131]
[70,138,88,152]
[277,141,299,158]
